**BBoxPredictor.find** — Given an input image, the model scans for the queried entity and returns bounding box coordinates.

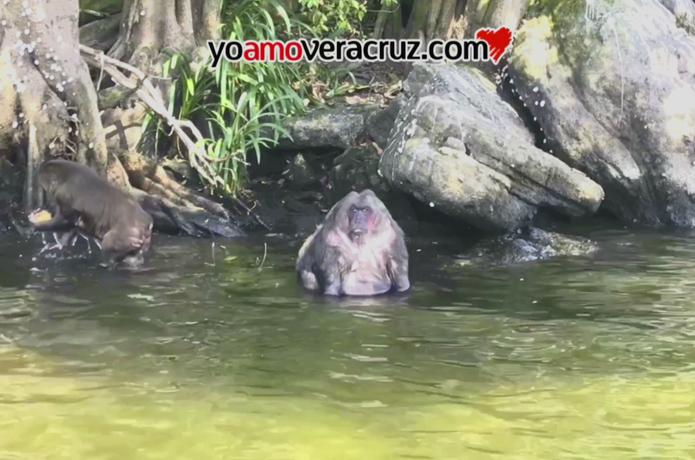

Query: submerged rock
[510,0,695,227]
[457,227,598,266]
[380,63,604,233]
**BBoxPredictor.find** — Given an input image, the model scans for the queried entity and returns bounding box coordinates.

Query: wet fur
[296,190,410,296]
[32,160,153,267]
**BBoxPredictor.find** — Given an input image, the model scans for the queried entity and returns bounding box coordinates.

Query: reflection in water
[1,230,695,459]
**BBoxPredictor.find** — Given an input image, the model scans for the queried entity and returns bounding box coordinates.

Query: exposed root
[80,44,269,232]
[0,1,247,238]
[24,123,42,212]
[79,44,221,189]
[133,189,243,238]
[151,165,229,220]
[121,151,243,236]
[121,152,226,217]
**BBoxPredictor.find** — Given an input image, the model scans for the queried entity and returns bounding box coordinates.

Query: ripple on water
[0,231,693,458]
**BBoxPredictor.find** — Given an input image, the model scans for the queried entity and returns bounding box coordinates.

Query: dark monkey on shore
[28,159,153,267]
[297,189,410,296]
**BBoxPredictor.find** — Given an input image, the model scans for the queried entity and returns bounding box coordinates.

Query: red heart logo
[475,27,514,64]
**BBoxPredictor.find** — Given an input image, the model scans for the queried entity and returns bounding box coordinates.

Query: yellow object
[29,209,53,225]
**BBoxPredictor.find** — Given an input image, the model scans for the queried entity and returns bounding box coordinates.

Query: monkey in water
[297,189,410,296]
[28,159,153,267]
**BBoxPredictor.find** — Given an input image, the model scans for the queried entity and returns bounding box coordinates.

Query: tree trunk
[193,0,223,42]
[463,0,529,36]
[387,0,464,40]
[104,0,220,134]
[392,0,529,40]
[380,1,404,39]
[436,0,460,37]
[0,0,127,212]
[372,0,392,39]
[403,0,430,39]
[0,0,244,236]
[109,0,221,62]
[96,0,245,236]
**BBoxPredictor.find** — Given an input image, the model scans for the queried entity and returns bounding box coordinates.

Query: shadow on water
[1,227,695,458]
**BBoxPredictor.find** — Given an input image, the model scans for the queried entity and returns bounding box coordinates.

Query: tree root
[79,44,270,235]
[134,189,243,238]
[122,152,229,219]
[120,148,244,237]
[24,123,41,213]
[79,44,223,189]
[0,0,250,239]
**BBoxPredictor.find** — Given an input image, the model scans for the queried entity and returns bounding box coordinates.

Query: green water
[1,228,695,459]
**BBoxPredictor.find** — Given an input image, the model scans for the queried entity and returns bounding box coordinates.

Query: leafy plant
[145,0,404,194]
[296,0,368,36]
[145,0,310,195]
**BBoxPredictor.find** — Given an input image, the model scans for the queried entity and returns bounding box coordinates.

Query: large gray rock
[278,105,376,151]
[379,63,604,232]
[510,0,695,227]
[365,97,404,149]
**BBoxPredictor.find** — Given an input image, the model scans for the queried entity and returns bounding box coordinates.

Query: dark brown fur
[296,190,410,296]
[29,160,153,267]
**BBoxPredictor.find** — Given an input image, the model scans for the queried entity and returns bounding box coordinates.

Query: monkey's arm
[389,239,410,292]
[298,228,346,295]
[319,246,346,296]
[391,263,410,292]
[297,233,321,291]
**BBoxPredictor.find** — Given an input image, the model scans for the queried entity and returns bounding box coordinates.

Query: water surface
[1,228,695,459]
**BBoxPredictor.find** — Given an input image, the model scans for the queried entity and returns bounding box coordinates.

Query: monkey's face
[341,190,390,245]
[347,203,374,243]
